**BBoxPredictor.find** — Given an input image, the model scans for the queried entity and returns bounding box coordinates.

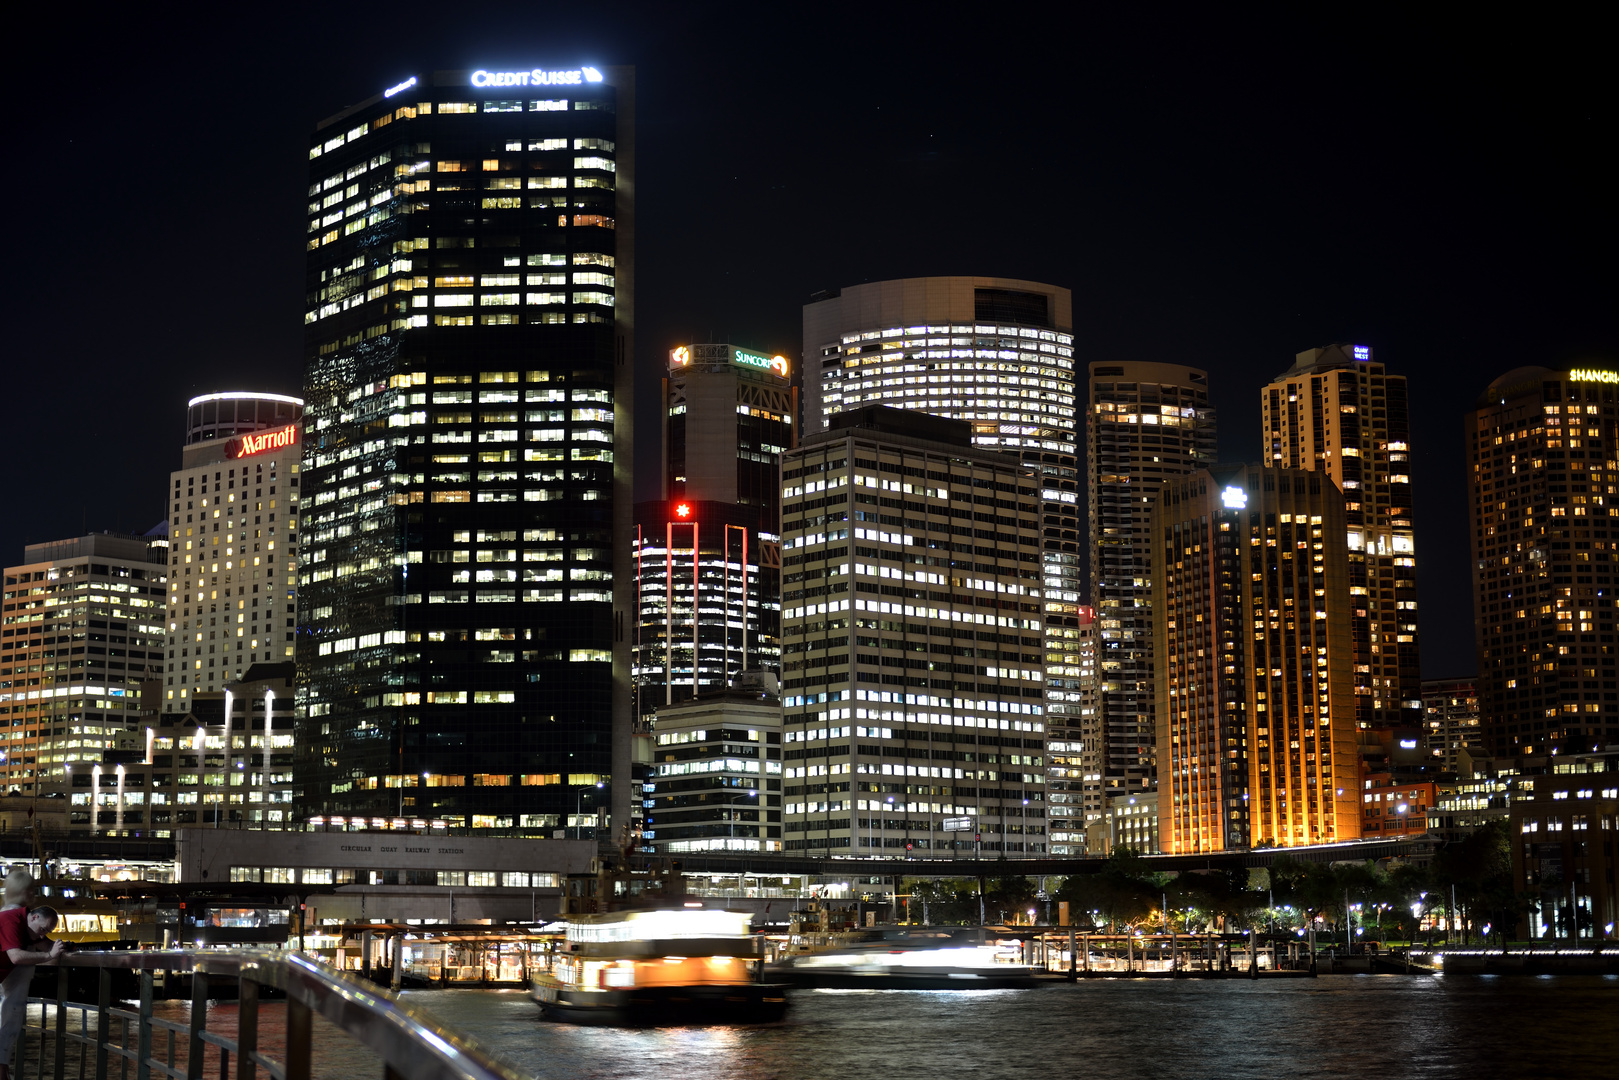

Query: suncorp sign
[471,67,603,88]
[734,348,790,377]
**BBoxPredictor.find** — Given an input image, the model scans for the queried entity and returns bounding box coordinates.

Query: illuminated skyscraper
[1087,362,1216,806]
[1152,465,1360,853]
[1261,345,1422,750]
[1046,603,1097,853]
[1467,364,1619,758]
[779,407,1047,855]
[297,64,634,832]
[632,344,794,725]
[802,277,1082,787]
[163,391,304,704]
[0,533,167,794]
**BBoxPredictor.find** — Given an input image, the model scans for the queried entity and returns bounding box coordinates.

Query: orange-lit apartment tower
[1261,345,1422,747]
[1152,464,1360,853]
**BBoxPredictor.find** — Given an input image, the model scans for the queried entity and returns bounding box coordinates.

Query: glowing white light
[1221,485,1247,510]
[384,76,418,98]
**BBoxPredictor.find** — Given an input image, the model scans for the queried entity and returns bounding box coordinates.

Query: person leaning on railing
[0,869,65,1080]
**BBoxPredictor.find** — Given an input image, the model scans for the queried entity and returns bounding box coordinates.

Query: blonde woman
[0,869,40,1080]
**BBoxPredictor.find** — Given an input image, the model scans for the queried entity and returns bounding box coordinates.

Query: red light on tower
[673,502,693,520]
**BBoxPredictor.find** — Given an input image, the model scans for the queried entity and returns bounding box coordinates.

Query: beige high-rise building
[164,392,303,705]
[803,278,1084,793]
[1152,464,1361,853]
[1261,345,1421,743]
[1088,362,1217,809]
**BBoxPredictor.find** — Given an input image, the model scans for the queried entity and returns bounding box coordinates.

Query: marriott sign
[233,423,299,458]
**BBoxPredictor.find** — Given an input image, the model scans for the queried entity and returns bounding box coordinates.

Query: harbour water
[128,976,1618,1080]
[249,977,1619,1080]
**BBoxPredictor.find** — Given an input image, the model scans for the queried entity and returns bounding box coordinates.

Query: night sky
[7,4,1613,679]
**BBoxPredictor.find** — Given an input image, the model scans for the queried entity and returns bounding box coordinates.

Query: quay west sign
[470,67,604,88]
[232,423,299,459]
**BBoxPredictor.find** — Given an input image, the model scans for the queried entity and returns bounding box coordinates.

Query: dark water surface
[393,977,1619,1080]
[59,977,1617,1080]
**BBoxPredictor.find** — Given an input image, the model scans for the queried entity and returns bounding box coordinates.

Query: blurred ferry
[532,906,788,1025]
[771,926,1038,990]
[530,841,788,1025]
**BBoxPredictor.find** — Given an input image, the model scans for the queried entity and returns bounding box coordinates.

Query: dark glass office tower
[297,65,634,833]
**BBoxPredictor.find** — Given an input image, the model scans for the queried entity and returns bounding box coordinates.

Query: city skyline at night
[9,8,1614,691]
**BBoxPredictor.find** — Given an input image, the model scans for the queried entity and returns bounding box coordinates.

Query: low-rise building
[1360,772,1437,839]
[1427,752,1513,843]
[1085,791,1159,856]
[1511,748,1619,940]
[69,663,294,837]
[644,680,784,854]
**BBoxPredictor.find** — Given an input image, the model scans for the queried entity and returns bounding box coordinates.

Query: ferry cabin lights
[470,67,604,88]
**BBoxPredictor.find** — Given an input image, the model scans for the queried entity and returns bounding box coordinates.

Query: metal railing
[20,951,528,1080]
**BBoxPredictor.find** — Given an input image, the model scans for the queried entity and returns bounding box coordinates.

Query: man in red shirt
[0,905,64,1080]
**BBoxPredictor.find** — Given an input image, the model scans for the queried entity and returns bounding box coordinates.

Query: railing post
[55,966,70,1080]
[187,970,207,1080]
[96,969,112,1080]
[136,973,153,1080]
[233,978,256,1080]
[284,999,311,1080]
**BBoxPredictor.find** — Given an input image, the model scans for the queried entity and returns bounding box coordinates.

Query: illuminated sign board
[673,502,693,519]
[733,348,790,378]
[233,424,299,459]
[1352,345,1370,361]
[1570,368,1619,384]
[669,345,788,378]
[384,75,418,98]
[470,67,603,88]
[1221,485,1247,510]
